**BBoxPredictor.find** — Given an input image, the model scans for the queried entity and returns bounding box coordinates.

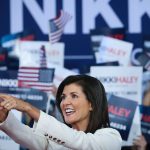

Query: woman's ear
[89,103,93,111]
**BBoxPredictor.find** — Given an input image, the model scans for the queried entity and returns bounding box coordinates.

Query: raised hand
[0,97,9,123]
[133,135,147,150]
[0,94,29,112]
[0,94,40,121]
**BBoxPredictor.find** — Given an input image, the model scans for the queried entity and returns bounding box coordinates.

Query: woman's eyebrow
[70,92,80,95]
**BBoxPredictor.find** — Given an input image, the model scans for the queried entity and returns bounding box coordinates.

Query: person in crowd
[143,89,150,106]
[0,75,122,150]
[122,88,150,150]
[132,135,148,150]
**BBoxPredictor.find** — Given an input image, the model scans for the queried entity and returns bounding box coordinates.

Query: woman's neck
[71,120,89,131]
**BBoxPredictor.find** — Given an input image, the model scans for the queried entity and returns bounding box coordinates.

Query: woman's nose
[62,96,71,105]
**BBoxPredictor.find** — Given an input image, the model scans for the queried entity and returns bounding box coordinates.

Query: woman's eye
[72,94,78,99]
[61,95,65,100]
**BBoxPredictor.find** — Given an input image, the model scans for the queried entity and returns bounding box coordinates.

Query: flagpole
[46,92,55,114]
[48,20,52,45]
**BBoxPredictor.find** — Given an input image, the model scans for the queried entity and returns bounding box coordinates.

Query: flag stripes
[49,10,72,44]
[18,67,54,92]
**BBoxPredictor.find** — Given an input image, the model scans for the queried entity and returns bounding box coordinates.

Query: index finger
[0,97,4,102]
[0,94,13,101]
[0,97,4,110]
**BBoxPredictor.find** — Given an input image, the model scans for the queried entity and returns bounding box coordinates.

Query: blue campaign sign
[0,70,18,87]
[0,87,48,110]
[0,48,8,67]
[0,0,150,72]
[108,95,138,141]
[0,70,49,110]
[140,105,150,144]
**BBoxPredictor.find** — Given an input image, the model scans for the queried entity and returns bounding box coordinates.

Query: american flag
[40,45,47,68]
[49,10,72,44]
[18,67,55,92]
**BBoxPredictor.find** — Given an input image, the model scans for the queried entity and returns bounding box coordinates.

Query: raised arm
[0,95,50,150]
[0,94,40,121]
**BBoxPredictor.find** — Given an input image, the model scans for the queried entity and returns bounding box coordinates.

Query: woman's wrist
[23,102,40,121]
[0,109,9,123]
[15,99,31,113]
[24,102,32,113]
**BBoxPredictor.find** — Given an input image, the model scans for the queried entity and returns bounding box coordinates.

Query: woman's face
[60,83,92,131]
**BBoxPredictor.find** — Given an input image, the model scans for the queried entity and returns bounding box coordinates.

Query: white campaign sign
[47,63,78,88]
[17,41,49,67]
[0,110,22,150]
[15,41,64,67]
[90,66,143,146]
[95,36,133,66]
[54,67,78,87]
[47,43,65,67]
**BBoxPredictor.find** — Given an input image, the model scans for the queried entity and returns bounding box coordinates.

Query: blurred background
[0,0,150,149]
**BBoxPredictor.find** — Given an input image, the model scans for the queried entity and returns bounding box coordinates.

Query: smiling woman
[0,75,122,150]
[56,75,111,134]
[60,83,92,131]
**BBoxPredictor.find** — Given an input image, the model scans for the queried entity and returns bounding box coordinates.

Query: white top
[0,111,122,150]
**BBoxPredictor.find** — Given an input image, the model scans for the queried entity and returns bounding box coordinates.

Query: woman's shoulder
[95,127,121,135]
[92,127,122,149]
[95,127,122,141]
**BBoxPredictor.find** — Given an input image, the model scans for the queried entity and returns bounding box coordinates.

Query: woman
[0,75,122,150]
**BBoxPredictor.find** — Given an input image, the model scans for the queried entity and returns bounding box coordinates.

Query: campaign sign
[143,35,150,54]
[0,70,48,109]
[95,36,133,65]
[17,41,64,68]
[93,61,119,66]
[108,95,138,141]
[52,65,78,88]
[0,87,48,110]
[47,42,65,67]
[0,70,18,88]
[0,70,20,150]
[0,48,8,70]
[90,27,125,53]
[136,52,150,71]
[90,66,142,103]
[1,31,35,52]
[17,41,49,67]
[90,66,143,145]
[140,105,150,143]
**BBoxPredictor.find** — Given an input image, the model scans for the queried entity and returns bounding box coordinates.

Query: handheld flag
[40,45,47,68]
[49,10,72,44]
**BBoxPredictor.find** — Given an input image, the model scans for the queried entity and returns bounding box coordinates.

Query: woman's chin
[64,118,75,125]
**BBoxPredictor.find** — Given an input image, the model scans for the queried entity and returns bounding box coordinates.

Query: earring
[89,107,93,111]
